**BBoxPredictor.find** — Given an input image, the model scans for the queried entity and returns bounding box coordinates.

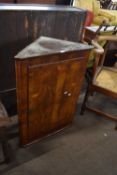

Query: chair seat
[94,68,117,93]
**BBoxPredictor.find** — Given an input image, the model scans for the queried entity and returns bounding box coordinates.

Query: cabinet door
[21,56,86,143]
[56,59,86,127]
[28,61,68,141]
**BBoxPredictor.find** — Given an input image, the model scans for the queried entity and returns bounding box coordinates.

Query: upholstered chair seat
[94,68,117,93]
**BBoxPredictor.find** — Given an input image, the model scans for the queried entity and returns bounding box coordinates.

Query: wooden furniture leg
[80,85,92,115]
[0,127,11,164]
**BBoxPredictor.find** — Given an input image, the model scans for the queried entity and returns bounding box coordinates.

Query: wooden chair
[81,25,117,127]
[107,0,117,10]
[0,101,18,164]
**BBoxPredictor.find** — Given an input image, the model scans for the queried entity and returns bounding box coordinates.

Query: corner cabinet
[15,37,92,146]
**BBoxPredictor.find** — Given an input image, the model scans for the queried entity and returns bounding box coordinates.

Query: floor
[0,92,117,175]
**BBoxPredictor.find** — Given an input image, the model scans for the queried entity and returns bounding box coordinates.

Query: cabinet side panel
[15,60,29,146]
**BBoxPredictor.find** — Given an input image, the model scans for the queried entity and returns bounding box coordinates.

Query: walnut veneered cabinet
[15,37,92,146]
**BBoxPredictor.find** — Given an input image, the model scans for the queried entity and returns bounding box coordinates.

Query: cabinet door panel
[57,59,86,126]
[28,62,67,141]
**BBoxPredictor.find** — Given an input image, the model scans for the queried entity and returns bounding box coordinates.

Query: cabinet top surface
[15,36,93,59]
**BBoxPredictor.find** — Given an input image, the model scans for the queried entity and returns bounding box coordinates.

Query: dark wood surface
[15,37,92,146]
[17,0,56,3]
[0,0,72,4]
[0,5,86,115]
[0,0,14,2]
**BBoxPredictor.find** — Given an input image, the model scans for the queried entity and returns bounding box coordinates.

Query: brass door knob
[68,93,71,96]
[64,91,68,95]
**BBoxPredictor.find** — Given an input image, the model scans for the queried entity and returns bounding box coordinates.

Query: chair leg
[0,127,12,164]
[80,86,91,115]
[1,140,11,164]
[85,68,93,84]
[115,123,117,130]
